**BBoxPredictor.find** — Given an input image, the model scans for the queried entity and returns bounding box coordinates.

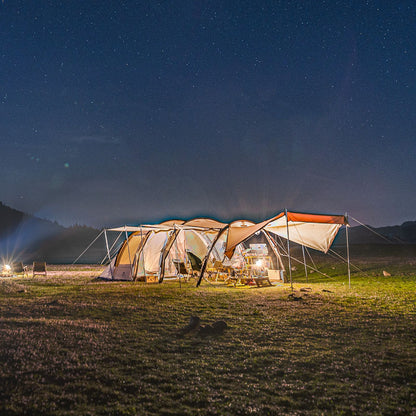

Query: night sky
[1,1,415,228]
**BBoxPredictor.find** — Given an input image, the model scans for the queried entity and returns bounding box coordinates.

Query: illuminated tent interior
[100,211,347,286]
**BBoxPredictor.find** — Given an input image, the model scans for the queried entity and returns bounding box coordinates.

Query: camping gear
[33,261,47,277]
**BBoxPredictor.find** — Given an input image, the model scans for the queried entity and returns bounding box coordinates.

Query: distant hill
[377,221,416,243]
[0,201,64,239]
[334,221,416,245]
[0,202,106,264]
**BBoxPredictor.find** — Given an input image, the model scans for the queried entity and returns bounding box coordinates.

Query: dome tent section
[101,219,228,282]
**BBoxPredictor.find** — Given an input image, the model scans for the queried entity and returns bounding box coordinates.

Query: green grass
[0,264,415,415]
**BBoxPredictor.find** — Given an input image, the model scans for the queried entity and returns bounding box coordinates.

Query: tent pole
[263,230,285,282]
[285,209,293,290]
[124,226,133,280]
[158,228,180,283]
[134,232,149,281]
[302,245,308,283]
[346,213,351,289]
[183,228,188,274]
[104,229,113,280]
[263,230,284,269]
[173,224,181,288]
[100,231,123,265]
[158,231,170,282]
[140,227,147,282]
[197,226,228,287]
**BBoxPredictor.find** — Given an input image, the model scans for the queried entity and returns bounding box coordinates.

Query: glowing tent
[99,211,348,286]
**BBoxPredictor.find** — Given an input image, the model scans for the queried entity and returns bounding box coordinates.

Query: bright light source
[4,264,11,271]
[255,259,263,268]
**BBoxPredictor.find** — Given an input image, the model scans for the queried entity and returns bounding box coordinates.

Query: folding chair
[33,261,47,277]
[186,251,202,277]
[211,260,228,282]
[172,260,191,283]
[187,251,214,285]
[224,267,241,287]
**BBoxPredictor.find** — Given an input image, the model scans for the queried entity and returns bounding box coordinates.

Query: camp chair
[186,251,202,276]
[32,261,47,277]
[12,262,28,278]
[187,251,214,285]
[211,260,229,282]
[172,260,191,282]
[224,267,242,287]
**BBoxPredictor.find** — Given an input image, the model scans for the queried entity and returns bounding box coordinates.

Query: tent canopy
[109,211,347,257]
[225,211,346,257]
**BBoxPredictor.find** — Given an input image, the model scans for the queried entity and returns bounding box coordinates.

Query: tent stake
[302,245,308,283]
[346,213,351,288]
[285,209,293,290]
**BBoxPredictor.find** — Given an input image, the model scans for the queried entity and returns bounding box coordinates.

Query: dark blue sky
[1,1,415,227]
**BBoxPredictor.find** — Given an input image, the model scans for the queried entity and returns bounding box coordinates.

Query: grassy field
[0,261,415,415]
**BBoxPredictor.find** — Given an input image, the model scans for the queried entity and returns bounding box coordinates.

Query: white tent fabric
[142,231,169,273]
[265,219,343,253]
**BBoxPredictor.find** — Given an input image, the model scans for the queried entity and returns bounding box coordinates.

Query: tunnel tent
[100,211,348,285]
[104,219,227,281]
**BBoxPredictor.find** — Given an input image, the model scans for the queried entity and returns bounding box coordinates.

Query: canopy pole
[285,209,293,290]
[104,229,113,280]
[302,245,308,283]
[346,213,351,289]
[124,226,133,280]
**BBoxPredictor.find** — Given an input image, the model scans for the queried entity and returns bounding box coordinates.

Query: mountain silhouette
[334,221,416,245]
[0,202,104,263]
